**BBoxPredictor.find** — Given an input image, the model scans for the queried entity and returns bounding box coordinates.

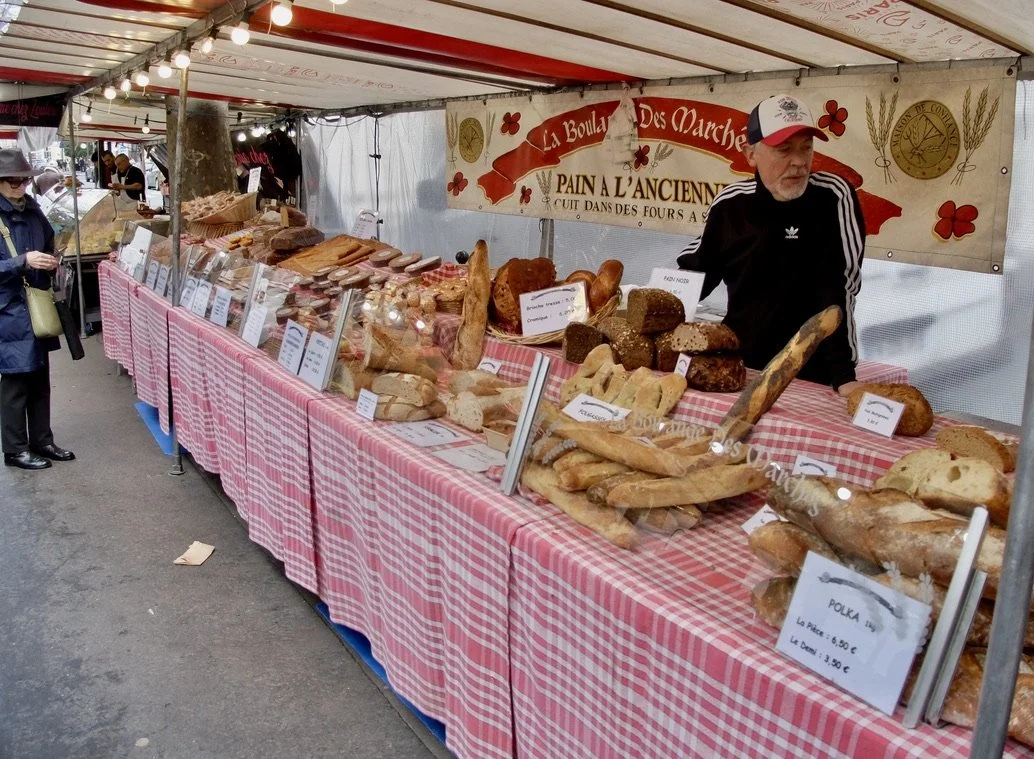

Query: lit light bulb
[251,125,264,137]
[142,115,151,135]
[236,131,246,142]
[173,49,191,69]
[287,127,296,138]
[103,85,117,99]
[134,70,150,87]
[79,143,87,149]
[81,106,92,123]
[158,58,173,78]
[270,0,293,26]
[199,34,216,55]
[119,77,132,92]
[231,22,250,45]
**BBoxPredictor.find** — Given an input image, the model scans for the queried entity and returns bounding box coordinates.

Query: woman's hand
[25,251,58,271]
[836,380,863,398]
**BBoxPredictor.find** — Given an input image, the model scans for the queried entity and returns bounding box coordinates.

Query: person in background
[677,93,865,396]
[111,154,145,202]
[0,149,75,470]
[100,150,115,188]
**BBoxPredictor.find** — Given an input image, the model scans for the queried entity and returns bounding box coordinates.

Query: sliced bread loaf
[936,425,1018,473]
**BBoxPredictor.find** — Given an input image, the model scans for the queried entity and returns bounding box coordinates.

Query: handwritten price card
[519,283,589,337]
[776,552,931,715]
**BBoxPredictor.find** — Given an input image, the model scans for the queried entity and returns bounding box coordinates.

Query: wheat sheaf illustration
[652,143,675,168]
[952,85,1000,186]
[537,170,552,202]
[866,91,898,183]
[446,112,459,165]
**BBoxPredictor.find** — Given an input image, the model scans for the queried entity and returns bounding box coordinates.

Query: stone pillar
[165,97,235,200]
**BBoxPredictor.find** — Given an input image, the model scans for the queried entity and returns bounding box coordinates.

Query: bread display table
[127,284,169,411]
[104,301,1032,758]
[168,309,222,473]
[308,397,556,759]
[99,261,136,375]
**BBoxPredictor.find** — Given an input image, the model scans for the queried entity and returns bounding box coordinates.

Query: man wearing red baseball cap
[678,93,864,396]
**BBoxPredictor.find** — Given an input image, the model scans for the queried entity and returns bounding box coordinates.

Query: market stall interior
[2,1,1034,757]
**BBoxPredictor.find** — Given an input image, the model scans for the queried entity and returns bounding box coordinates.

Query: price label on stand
[476,358,502,375]
[519,283,590,337]
[387,421,469,447]
[155,265,171,297]
[350,209,379,240]
[674,353,692,377]
[792,454,838,478]
[433,443,507,473]
[776,552,931,715]
[247,167,262,194]
[277,320,309,375]
[209,287,232,327]
[648,267,706,323]
[741,505,785,535]
[298,332,334,389]
[240,304,268,347]
[851,392,906,438]
[145,261,160,290]
[178,277,199,307]
[190,280,212,317]
[356,389,379,421]
[563,393,630,423]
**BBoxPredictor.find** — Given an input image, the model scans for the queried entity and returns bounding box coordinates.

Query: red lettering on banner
[633,97,753,173]
[478,101,621,202]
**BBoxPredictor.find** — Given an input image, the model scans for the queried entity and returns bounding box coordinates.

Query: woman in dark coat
[0,148,74,470]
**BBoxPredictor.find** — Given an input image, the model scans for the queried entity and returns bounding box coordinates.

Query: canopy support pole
[969,307,1034,756]
[65,101,86,337]
[168,65,189,477]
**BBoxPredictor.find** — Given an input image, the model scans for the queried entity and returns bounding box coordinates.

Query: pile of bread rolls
[748,425,1031,746]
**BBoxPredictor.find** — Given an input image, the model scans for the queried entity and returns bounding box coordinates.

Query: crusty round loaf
[847,383,933,437]
[589,259,623,313]
[660,321,740,354]
[684,354,746,393]
[491,257,557,331]
[625,288,685,334]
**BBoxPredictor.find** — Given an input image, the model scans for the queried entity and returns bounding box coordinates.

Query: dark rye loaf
[625,288,685,334]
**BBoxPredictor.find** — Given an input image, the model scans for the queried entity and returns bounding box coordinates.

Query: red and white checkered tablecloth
[241,355,325,592]
[308,397,557,759]
[167,309,220,473]
[127,285,167,409]
[197,322,264,511]
[508,506,1034,759]
[100,262,137,373]
[97,261,118,362]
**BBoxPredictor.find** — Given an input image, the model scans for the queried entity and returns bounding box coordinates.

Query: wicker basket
[197,192,259,225]
[186,220,245,239]
[486,295,619,345]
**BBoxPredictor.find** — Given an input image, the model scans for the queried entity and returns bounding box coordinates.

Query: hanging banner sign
[0,94,65,128]
[446,67,1015,274]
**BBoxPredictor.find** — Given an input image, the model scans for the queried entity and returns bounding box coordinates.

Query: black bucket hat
[0,149,41,178]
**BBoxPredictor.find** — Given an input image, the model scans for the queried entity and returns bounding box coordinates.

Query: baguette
[627,505,702,534]
[551,450,603,473]
[607,463,770,509]
[747,521,839,576]
[937,649,1034,748]
[586,470,659,504]
[521,463,638,549]
[558,461,631,491]
[768,476,1009,603]
[370,372,438,407]
[451,240,490,369]
[750,576,797,629]
[553,425,723,477]
[364,324,438,382]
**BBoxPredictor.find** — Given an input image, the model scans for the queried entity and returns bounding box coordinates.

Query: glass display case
[46,187,161,258]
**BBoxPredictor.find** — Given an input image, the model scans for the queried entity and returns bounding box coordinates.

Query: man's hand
[110,182,124,191]
[836,380,863,398]
[25,251,58,271]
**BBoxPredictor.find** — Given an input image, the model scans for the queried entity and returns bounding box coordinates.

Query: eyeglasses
[0,177,31,187]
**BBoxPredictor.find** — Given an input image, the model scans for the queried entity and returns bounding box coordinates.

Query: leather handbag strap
[0,215,18,259]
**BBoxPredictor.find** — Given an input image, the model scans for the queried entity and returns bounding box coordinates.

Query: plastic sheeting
[301,83,1034,424]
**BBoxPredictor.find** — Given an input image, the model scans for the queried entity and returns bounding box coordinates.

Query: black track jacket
[677,171,864,389]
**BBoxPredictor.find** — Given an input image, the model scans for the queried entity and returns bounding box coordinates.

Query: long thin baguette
[559,461,631,491]
[553,425,734,477]
[769,476,1009,603]
[587,470,659,504]
[450,240,490,369]
[608,463,769,508]
[552,450,602,473]
[521,463,638,549]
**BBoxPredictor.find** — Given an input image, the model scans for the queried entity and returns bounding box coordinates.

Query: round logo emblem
[890,100,960,180]
[458,117,485,164]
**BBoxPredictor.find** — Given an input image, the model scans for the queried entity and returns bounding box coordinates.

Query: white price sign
[647,267,706,323]
[209,287,232,327]
[298,332,335,389]
[240,304,268,347]
[792,455,838,478]
[356,389,379,420]
[674,353,692,377]
[178,276,199,307]
[741,505,785,535]
[851,392,906,438]
[776,552,931,715]
[350,209,379,240]
[476,358,503,375]
[387,420,470,448]
[155,265,171,297]
[519,282,590,337]
[432,443,507,473]
[247,167,262,194]
[562,393,631,423]
[190,280,213,317]
[277,319,309,375]
[145,261,160,290]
